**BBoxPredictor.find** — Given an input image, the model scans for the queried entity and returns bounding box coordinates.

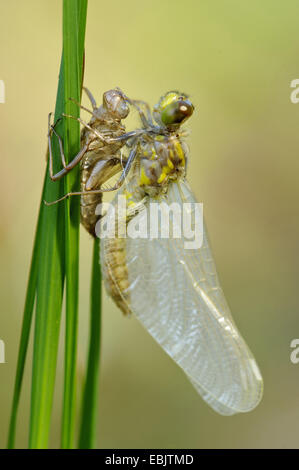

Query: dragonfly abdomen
[102,236,131,316]
[80,151,104,236]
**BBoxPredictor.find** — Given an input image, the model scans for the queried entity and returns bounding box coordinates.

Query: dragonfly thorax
[135,134,188,197]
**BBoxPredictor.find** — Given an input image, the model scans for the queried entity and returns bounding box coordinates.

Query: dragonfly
[47,89,263,415]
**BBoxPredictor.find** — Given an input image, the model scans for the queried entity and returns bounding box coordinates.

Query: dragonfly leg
[62,113,107,142]
[100,146,137,192]
[118,91,152,128]
[83,86,98,110]
[67,97,96,117]
[130,99,154,127]
[49,142,89,181]
[63,111,145,147]
[44,147,138,205]
[48,111,91,181]
[48,112,67,168]
[44,182,121,206]
[106,129,145,145]
[48,112,98,182]
[44,188,104,206]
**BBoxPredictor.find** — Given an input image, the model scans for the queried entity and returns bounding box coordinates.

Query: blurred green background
[1,0,299,449]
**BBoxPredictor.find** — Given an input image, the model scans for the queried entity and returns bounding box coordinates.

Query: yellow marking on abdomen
[174,140,185,165]
[157,172,166,183]
[167,158,174,169]
[139,167,151,186]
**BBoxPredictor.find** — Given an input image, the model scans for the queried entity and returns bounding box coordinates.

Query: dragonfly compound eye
[161,99,194,127]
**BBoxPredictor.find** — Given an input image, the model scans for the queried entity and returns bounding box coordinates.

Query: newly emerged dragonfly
[47,89,263,415]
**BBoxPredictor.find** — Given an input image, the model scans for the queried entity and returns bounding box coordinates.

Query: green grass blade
[78,238,102,449]
[8,0,88,449]
[9,56,66,448]
[28,56,67,447]
[10,0,89,448]
[61,0,88,449]
[7,201,42,448]
[29,190,66,449]
[26,36,78,446]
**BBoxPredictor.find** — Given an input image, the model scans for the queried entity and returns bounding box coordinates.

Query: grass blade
[28,0,87,442]
[7,201,42,448]
[28,59,67,447]
[61,0,88,449]
[10,1,89,448]
[9,58,66,448]
[79,238,102,449]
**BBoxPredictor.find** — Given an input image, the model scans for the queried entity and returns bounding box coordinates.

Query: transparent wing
[100,179,263,415]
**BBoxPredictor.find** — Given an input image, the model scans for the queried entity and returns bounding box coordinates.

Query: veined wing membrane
[100,179,263,415]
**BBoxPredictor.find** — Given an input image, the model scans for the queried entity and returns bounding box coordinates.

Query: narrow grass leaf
[28,53,67,448]
[61,0,88,449]
[79,238,102,449]
[10,57,66,448]
[7,201,42,448]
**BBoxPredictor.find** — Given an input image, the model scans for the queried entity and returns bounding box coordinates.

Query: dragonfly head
[153,91,194,130]
[103,88,130,120]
